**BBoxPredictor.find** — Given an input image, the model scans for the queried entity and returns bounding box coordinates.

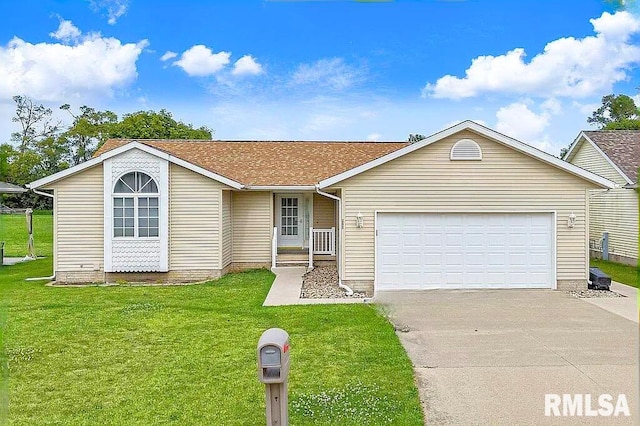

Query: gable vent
[450,139,482,160]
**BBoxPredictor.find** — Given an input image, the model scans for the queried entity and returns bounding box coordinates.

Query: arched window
[113,172,159,238]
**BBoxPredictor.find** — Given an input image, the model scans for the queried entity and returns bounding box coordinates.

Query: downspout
[24,188,56,281]
[315,186,353,296]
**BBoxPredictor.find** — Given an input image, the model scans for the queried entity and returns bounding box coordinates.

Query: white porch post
[308,226,314,269]
[271,226,277,270]
[330,227,336,256]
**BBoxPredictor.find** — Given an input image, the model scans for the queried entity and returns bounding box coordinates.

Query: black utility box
[588,267,611,290]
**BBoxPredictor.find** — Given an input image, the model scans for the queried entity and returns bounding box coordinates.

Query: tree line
[1,95,212,209]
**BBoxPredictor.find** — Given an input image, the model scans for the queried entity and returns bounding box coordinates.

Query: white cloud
[0,27,148,101]
[160,51,177,62]
[291,58,365,91]
[424,11,640,99]
[299,113,348,135]
[572,100,601,117]
[173,45,231,76]
[232,55,263,76]
[367,133,382,141]
[49,19,81,43]
[541,98,562,115]
[90,0,129,25]
[496,102,553,151]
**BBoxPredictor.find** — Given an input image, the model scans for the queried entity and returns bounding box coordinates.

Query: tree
[11,95,61,152]
[61,104,117,164]
[408,134,426,143]
[109,109,212,140]
[588,94,640,129]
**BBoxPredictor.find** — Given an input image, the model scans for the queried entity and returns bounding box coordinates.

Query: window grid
[281,197,298,236]
[113,172,159,239]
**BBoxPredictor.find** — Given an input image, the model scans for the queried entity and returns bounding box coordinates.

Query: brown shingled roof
[95,139,409,186]
[583,130,640,183]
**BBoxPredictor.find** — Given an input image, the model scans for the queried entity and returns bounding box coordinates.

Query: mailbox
[257,328,290,384]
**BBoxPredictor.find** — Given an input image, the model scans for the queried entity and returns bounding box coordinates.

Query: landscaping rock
[301,266,367,299]
[566,289,624,298]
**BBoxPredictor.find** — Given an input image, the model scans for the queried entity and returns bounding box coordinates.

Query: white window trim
[104,159,169,272]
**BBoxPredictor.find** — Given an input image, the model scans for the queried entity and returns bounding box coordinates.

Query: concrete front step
[276,261,309,267]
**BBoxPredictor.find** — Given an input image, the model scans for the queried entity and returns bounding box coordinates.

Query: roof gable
[581,131,639,184]
[318,121,616,189]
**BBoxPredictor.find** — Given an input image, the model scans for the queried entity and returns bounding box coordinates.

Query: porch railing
[311,227,335,255]
[272,226,336,270]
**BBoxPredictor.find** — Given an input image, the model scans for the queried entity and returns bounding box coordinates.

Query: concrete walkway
[263,267,369,306]
[581,281,638,323]
[2,256,36,266]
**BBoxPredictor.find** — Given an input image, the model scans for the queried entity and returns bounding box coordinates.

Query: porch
[270,192,338,268]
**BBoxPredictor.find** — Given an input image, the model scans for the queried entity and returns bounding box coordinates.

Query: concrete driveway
[375,289,638,425]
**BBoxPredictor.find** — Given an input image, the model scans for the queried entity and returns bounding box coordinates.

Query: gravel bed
[566,289,625,298]
[301,266,367,299]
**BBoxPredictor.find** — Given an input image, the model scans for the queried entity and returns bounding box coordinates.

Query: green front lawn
[590,259,639,288]
[1,260,423,425]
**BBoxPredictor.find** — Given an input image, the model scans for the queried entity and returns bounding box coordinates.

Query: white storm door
[277,195,303,248]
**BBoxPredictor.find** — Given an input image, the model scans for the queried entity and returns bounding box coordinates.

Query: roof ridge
[106,138,408,144]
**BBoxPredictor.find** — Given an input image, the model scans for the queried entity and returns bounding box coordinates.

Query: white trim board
[29,141,244,190]
[319,121,616,189]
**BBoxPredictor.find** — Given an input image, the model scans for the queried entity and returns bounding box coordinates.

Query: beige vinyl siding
[48,165,104,272]
[589,188,638,260]
[232,191,272,263]
[569,138,638,261]
[337,130,597,283]
[570,138,629,185]
[313,193,336,229]
[221,190,232,267]
[169,164,226,270]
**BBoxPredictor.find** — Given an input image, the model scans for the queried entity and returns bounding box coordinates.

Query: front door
[277,195,303,248]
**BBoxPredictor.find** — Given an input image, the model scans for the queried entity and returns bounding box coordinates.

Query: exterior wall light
[567,212,577,228]
[356,212,364,228]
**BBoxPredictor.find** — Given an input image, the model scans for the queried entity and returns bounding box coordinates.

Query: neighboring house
[564,130,639,266]
[0,181,27,194]
[28,121,614,293]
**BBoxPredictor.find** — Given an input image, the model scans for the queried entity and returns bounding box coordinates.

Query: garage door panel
[376,212,553,290]
[487,252,506,266]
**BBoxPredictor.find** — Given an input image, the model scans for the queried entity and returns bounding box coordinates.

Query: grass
[590,259,639,288]
[0,213,53,258]
[0,217,424,424]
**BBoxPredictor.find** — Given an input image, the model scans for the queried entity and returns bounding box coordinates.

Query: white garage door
[376,213,554,290]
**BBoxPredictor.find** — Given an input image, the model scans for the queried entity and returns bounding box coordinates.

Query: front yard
[1,259,423,424]
[590,258,639,288]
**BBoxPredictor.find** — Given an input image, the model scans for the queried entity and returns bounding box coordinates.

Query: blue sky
[0,0,638,155]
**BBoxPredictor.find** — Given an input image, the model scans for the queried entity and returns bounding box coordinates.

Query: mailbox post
[257,328,290,426]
